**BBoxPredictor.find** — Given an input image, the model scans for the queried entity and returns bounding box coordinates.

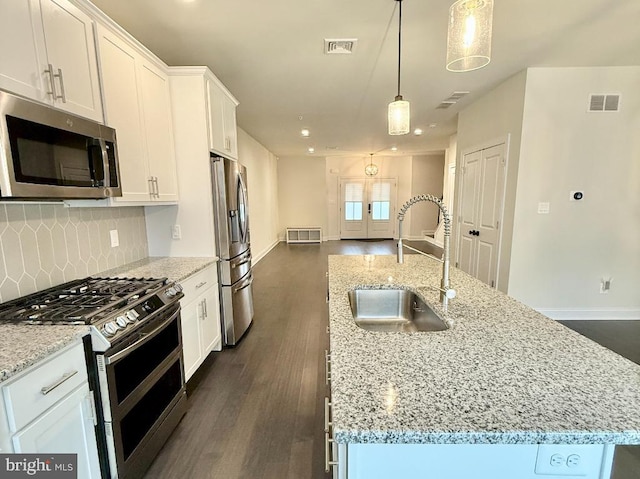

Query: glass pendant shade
[388,96,410,135]
[365,163,379,176]
[446,0,493,72]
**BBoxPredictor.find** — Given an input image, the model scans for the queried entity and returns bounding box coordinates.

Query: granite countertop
[0,256,216,384]
[100,256,217,283]
[328,254,640,445]
[0,325,88,383]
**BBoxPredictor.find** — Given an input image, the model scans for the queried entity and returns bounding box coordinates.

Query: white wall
[507,67,640,319]
[277,156,327,240]
[409,154,445,238]
[457,70,528,292]
[238,128,280,261]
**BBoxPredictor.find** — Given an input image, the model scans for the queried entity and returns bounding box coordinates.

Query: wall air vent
[324,39,357,54]
[589,94,620,112]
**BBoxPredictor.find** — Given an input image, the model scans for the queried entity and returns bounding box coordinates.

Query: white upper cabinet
[206,76,238,159]
[96,23,178,204]
[0,0,103,122]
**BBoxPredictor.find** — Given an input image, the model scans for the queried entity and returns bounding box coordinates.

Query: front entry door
[340,178,397,239]
[457,143,506,288]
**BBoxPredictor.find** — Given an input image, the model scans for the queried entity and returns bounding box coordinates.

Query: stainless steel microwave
[0,91,121,199]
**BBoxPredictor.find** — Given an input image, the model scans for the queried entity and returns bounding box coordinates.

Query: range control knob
[103,322,118,337]
[115,316,128,329]
[126,310,140,323]
[174,283,183,293]
[165,287,177,297]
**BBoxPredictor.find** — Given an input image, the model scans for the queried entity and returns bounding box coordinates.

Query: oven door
[98,303,188,479]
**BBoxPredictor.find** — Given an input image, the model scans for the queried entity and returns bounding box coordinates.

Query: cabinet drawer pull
[324,432,338,473]
[195,281,208,289]
[41,370,78,395]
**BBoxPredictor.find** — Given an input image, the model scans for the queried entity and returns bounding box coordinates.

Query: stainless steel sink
[348,288,448,332]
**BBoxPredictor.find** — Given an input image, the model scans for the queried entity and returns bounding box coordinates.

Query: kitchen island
[327,254,640,478]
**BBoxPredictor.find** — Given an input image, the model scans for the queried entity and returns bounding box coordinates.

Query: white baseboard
[324,235,340,241]
[537,308,640,321]
[252,239,280,265]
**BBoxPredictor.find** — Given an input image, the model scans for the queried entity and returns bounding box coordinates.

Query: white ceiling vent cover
[324,39,357,54]
[589,94,620,112]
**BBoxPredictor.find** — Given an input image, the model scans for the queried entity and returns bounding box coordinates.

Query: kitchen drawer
[2,341,88,432]
[180,264,217,303]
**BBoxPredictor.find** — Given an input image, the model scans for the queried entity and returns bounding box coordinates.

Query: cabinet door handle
[202,298,208,319]
[44,64,58,99]
[41,370,78,395]
[224,137,231,151]
[54,68,67,103]
[148,177,154,198]
[154,177,160,198]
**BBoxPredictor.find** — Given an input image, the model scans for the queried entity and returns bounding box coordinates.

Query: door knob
[474,230,480,236]
[469,230,474,235]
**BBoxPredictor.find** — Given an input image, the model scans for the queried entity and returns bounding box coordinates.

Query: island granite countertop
[0,256,216,384]
[328,254,640,445]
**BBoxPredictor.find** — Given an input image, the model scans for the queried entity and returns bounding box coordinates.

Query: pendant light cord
[397,0,403,99]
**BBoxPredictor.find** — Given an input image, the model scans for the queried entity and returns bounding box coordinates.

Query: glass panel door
[340,178,396,239]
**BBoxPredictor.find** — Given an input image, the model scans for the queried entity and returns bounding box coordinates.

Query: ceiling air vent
[324,39,357,55]
[589,94,620,112]
[436,91,470,109]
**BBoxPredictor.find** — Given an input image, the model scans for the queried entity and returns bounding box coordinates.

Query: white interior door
[457,144,506,288]
[340,178,396,239]
[458,151,481,274]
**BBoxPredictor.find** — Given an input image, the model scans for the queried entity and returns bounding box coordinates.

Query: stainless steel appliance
[0,277,187,479]
[211,155,254,346]
[0,90,121,199]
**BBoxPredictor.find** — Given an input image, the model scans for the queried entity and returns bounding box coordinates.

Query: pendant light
[388,0,410,136]
[365,153,379,177]
[446,0,494,72]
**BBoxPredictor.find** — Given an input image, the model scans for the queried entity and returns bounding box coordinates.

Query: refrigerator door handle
[233,276,253,294]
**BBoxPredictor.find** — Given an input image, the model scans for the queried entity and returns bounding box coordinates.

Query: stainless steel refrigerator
[211,155,254,346]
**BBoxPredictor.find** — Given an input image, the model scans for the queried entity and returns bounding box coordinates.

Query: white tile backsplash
[0,204,148,302]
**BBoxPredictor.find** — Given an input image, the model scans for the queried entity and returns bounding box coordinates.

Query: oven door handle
[105,305,180,366]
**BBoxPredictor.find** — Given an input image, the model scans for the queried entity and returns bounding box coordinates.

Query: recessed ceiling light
[391,146,398,152]
[308,147,315,153]
[301,129,310,137]
[414,128,423,136]
[429,123,437,128]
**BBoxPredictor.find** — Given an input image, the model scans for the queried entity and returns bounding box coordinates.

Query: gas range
[0,275,188,478]
[0,276,183,351]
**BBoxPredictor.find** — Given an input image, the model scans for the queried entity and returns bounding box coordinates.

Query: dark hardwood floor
[144,240,640,479]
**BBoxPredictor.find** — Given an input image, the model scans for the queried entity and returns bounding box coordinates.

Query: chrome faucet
[397,194,456,311]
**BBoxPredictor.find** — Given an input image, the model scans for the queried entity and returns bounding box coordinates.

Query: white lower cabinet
[330,443,615,479]
[180,265,222,381]
[1,340,101,479]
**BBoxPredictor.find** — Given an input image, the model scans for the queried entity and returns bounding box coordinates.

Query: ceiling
[90,0,640,158]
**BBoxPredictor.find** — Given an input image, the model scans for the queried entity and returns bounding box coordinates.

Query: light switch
[537,202,550,214]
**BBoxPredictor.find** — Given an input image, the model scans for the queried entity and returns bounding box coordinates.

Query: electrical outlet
[172,225,182,240]
[109,229,119,248]
[535,445,602,476]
